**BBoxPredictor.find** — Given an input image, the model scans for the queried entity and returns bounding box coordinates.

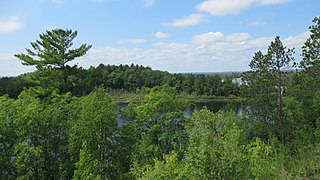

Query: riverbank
[181,94,243,103]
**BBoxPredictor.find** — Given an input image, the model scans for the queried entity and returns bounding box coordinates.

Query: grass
[109,91,145,104]
[180,93,243,103]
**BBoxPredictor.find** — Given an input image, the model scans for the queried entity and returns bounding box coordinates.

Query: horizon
[1,0,319,76]
[0,62,246,78]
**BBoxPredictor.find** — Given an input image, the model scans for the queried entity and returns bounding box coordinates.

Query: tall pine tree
[15,29,92,95]
[243,36,295,142]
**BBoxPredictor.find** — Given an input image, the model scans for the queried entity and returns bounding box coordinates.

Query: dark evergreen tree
[243,37,295,142]
[14,29,92,95]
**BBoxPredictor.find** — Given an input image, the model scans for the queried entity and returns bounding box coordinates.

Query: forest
[0,63,241,99]
[0,17,319,179]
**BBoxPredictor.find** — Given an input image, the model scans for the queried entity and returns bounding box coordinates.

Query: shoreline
[111,92,243,104]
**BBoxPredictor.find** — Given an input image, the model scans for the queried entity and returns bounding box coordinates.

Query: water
[117,101,243,127]
[184,101,243,116]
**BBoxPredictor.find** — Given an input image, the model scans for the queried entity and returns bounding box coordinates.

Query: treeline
[0,63,240,99]
[1,17,320,179]
[0,77,29,98]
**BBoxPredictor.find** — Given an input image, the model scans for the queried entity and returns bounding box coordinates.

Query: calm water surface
[117,101,243,126]
[184,101,243,116]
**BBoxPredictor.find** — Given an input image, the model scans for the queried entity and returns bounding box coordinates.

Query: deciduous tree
[69,88,117,179]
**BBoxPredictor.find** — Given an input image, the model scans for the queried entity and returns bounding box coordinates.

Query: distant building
[232,77,247,85]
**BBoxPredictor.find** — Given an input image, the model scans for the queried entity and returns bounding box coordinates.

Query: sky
[0,0,319,76]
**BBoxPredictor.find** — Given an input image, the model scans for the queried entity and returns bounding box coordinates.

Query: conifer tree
[243,36,295,142]
[15,29,92,95]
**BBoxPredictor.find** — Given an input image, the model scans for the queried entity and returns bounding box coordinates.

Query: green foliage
[285,17,320,151]
[13,142,45,180]
[246,138,286,179]
[140,109,287,179]
[73,142,102,180]
[243,36,295,142]
[183,109,247,179]
[124,85,188,178]
[110,124,137,179]
[285,144,320,178]
[13,91,73,179]
[69,88,117,179]
[0,76,29,98]
[301,17,320,77]
[3,16,320,180]
[0,96,16,179]
[0,63,241,98]
[141,152,185,180]
[300,16,320,122]
[14,29,91,96]
[15,29,91,69]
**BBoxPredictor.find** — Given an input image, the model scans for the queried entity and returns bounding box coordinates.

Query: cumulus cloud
[117,38,147,44]
[0,16,24,33]
[196,0,290,16]
[283,31,310,49]
[163,0,288,28]
[192,32,224,44]
[227,33,252,42]
[153,32,170,39]
[1,31,308,76]
[76,31,308,73]
[196,0,255,16]
[162,14,206,27]
[192,32,250,44]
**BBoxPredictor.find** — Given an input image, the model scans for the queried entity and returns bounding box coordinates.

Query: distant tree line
[2,17,320,179]
[0,63,240,98]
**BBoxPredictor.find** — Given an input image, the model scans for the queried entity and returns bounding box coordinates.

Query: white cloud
[144,0,155,7]
[1,31,309,76]
[192,32,224,44]
[162,14,206,27]
[117,38,147,44]
[226,33,251,42]
[162,0,288,28]
[192,32,250,44]
[152,42,190,50]
[76,31,308,73]
[0,52,35,77]
[153,32,170,39]
[0,16,24,33]
[283,31,310,49]
[196,0,256,16]
[196,0,290,16]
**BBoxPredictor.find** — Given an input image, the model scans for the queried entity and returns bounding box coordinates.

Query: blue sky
[0,0,319,76]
